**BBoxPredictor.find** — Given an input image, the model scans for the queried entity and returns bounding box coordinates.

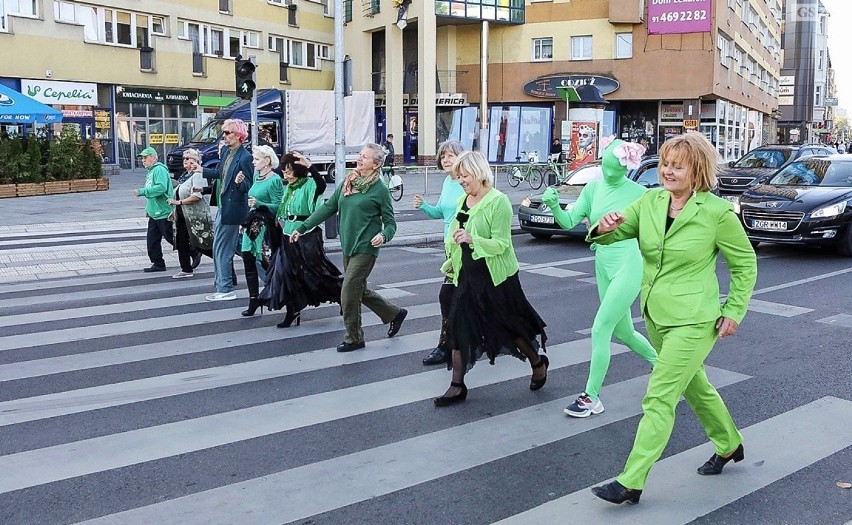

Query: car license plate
[752,219,786,231]
[529,215,554,224]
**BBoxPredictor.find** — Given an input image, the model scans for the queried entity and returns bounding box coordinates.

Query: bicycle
[507,151,545,190]
[381,165,404,202]
[540,153,569,186]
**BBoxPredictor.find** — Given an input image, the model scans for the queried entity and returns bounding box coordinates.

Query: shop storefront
[114,86,198,169]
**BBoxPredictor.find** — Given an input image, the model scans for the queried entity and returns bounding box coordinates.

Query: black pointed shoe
[387,308,408,337]
[434,382,468,407]
[591,480,642,505]
[422,347,448,365]
[337,341,366,353]
[697,443,744,475]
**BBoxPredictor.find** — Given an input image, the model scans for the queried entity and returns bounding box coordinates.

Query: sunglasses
[222,130,233,136]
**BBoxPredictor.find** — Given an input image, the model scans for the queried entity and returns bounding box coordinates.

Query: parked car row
[516,147,852,257]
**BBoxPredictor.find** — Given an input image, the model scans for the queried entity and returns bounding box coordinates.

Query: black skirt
[447,243,547,372]
[259,228,343,312]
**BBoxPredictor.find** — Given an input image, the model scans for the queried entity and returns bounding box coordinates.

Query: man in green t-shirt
[134,147,173,272]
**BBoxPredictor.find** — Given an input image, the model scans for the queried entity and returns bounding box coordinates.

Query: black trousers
[147,217,173,267]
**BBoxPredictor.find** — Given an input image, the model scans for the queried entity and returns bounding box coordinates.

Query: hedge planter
[0,179,109,198]
[16,183,46,197]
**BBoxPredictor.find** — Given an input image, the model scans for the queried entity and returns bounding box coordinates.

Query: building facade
[0,0,337,168]
[347,0,783,164]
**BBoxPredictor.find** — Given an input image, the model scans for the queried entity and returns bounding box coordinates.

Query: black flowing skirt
[259,228,343,312]
[446,245,547,372]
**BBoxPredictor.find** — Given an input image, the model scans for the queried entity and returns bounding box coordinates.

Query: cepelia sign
[647,0,712,35]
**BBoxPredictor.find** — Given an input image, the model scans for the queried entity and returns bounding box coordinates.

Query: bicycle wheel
[508,167,522,187]
[528,168,545,190]
[388,175,404,201]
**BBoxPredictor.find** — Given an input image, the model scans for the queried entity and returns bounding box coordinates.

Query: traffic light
[235,56,256,100]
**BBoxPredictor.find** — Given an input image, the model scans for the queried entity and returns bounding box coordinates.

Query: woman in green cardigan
[240,145,285,317]
[290,144,408,353]
[260,152,342,328]
[434,151,548,406]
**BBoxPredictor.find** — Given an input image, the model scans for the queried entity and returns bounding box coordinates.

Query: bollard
[323,197,339,239]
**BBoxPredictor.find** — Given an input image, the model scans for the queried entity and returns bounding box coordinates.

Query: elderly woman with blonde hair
[239,144,286,317]
[167,148,213,278]
[434,150,548,406]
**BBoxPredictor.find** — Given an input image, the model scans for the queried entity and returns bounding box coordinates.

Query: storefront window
[437,106,479,150]
[485,105,552,163]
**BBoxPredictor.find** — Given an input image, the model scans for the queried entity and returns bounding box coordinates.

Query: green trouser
[617,316,743,490]
[341,252,401,344]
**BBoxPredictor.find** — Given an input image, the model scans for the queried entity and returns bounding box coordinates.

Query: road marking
[816,313,852,328]
[73,366,749,525]
[751,266,852,296]
[525,267,586,278]
[0,289,423,352]
[494,396,852,525]
[747,298,814,317]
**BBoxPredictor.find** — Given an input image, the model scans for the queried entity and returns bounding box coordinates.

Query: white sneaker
[564,393,605,418]
[172,271,194,279]
[205,291,237,301]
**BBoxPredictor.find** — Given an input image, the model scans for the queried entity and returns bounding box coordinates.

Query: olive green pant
[617,317,743,490]
[341,253,401,344]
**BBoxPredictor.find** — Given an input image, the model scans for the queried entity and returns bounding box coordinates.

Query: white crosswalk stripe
[0,242,849,525]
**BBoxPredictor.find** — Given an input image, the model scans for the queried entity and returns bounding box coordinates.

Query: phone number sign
[647,0,712,35]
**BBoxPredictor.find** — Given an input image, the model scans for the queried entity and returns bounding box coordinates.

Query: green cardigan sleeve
[254,177,285,212]
[715,207,758,323]
[586,192,642,245]
[470,194,513,259]
[297,184,341,233]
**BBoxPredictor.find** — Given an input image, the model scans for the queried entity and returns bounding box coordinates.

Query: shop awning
[0,84,63,124]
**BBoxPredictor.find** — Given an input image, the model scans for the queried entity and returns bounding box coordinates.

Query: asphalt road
[0,231,850,524]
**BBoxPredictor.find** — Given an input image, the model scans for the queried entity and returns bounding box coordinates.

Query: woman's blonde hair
[658,131,720,193]
[252,144,279,171]
[452,150,493,186]
[182,148,202,163]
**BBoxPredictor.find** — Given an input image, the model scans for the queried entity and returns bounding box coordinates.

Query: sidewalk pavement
[0,167,533,283]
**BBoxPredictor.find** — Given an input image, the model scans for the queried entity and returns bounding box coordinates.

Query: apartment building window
[815,86,822,107]
[531,38,552,62]
[219,0,232,14]
[570,36,592,61]
[615,32,632,59]
[2,0,37,29]
[733,46,743,72]
[55,3,167,48]
[269,35,322,70]
[727,0,735,9]
[268,0,295,5]
[179,20,257,59]
[718,33,732,68]
[151,16,166,35]
[818,50,824,71]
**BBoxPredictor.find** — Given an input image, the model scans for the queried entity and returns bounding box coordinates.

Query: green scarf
[343,169,380,196]
[276,176,309,221]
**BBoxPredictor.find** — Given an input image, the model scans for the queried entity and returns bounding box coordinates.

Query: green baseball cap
[137,147,157,157]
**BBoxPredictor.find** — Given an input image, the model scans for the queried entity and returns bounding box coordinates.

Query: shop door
[132,120,148,169]
[404,111,418,163]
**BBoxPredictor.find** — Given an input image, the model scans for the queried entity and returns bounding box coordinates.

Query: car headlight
[563,203,574,211]
[810,201,847,219]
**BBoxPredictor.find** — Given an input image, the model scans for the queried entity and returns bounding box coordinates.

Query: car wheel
[837,224,852,257]
[530,233,553,240]
[325,165,336,183]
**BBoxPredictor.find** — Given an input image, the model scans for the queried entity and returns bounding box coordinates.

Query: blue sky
[821,0,850,108]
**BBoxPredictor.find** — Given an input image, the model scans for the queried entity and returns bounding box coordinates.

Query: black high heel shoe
[591,480,642,505]
[697,443,744,475]
[276,310,301,328]
[241,298,263,317]
[434,382,467,407]
[529,354,549,391]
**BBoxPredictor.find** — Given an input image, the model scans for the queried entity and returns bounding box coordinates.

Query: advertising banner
[567,121,599,171]
[21,79,97,106]
[647,0,713,35]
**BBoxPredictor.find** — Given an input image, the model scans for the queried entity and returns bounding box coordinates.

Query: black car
[718,144,836,211]
[738,155,852,256]
[518,156,660,239]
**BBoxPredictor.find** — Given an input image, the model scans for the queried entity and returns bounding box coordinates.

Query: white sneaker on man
[564,393,605,418]
[205,291,237,301]
[172,271,194,279]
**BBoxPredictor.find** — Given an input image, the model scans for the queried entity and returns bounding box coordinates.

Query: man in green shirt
[134,147,173,272]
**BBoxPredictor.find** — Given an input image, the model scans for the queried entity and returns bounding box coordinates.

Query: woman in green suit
[589,132,757,505]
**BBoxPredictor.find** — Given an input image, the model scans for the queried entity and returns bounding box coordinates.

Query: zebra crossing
[1,245,851,525]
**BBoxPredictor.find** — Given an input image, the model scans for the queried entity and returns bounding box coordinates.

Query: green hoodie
[137,162,173,220]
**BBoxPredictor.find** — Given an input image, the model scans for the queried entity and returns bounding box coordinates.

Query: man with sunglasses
[202,118,254,301]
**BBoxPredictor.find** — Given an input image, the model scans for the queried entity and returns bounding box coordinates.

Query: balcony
[192,52,207,76]
[140,46,155,72]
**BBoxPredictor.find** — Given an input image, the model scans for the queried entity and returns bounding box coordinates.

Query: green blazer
[589,189,757,327]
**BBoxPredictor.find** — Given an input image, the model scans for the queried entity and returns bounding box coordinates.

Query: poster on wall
[647,0,712,35]
[567,121,599,170]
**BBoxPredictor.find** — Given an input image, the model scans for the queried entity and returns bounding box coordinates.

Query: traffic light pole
[333,0,345,188]
[249,56,258,147]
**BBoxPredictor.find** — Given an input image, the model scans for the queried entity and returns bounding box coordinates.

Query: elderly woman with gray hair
[240,145,286,317]
[167,148,213,279]
[291,143,408,353]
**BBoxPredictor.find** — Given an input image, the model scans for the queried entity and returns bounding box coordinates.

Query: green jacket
[137,162,172,220]
[297,179,396,257]
[589,189,757,326]
[441,188,518,287]
[278,177,322,234]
